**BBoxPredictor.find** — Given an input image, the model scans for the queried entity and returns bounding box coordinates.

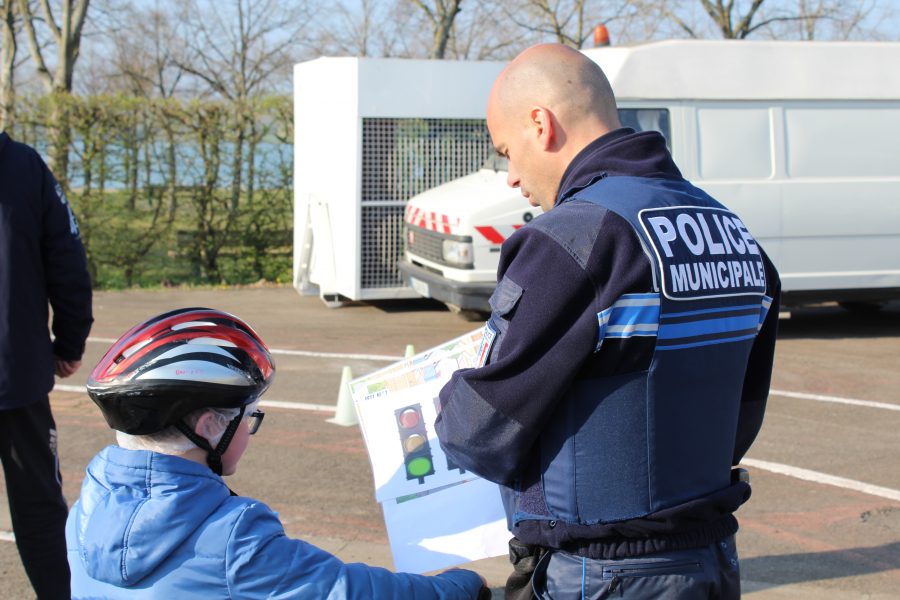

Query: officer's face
[487,92,559,212]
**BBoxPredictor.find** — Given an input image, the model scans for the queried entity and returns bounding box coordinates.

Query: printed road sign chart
[349,329,508,573]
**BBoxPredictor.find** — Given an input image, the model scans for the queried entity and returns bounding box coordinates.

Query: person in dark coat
[0,132,93,599]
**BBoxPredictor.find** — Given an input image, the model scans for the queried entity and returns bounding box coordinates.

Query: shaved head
[486,43,621,211]
[491,43,619,135]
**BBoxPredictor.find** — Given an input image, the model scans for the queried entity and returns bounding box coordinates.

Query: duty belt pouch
[505,537,548,600]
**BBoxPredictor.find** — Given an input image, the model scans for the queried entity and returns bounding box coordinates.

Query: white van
[398,40,900,315]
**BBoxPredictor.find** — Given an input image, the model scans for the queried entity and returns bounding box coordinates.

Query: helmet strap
[175,406,246,476]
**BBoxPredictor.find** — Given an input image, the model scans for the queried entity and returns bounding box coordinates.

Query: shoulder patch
[639,206,766,300]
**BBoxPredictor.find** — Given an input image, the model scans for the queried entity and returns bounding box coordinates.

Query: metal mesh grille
[360,118,491,289]
[407,226,445,264]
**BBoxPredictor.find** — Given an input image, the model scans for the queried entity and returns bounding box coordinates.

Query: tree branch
[16,0,52,89]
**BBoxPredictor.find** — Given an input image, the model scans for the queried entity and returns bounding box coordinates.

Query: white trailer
[396,40,900,313]
[292,56,504,306]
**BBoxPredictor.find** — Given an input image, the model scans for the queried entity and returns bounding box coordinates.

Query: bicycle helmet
[87,307,275,473]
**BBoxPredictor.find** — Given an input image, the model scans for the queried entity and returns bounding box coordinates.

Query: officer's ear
[528,105,556,151]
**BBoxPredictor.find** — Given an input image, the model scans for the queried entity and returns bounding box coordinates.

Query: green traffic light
[407,456,432,477]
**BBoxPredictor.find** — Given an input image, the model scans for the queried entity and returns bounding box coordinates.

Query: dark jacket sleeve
[40,162,93,360]
[435,225,602,484]
[733,248,781,464]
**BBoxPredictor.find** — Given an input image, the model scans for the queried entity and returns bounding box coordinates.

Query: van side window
[618,108,671,150]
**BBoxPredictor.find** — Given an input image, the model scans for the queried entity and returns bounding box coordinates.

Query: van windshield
[480,108,671,172]
[618,108,671,150]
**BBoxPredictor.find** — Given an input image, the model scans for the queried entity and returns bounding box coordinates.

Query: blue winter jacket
[66,446,484,599]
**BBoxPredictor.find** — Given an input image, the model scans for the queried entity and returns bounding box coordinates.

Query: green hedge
[10,94,294,288]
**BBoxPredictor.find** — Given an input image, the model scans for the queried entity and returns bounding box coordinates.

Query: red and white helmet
[87,307,275,435]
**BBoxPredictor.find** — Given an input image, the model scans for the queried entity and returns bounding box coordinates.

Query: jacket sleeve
[435,223,609,485]
[226,502,484,599]
[39,161,93,360]
[733,249,781,464]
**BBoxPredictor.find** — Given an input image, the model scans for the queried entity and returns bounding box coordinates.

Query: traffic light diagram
[395,404,435,484]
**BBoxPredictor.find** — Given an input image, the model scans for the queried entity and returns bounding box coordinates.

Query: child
[67,307,488,599]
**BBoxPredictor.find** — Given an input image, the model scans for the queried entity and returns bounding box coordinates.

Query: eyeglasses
[247,410,265,435]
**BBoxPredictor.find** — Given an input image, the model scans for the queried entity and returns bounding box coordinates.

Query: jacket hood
[70,445,231,586]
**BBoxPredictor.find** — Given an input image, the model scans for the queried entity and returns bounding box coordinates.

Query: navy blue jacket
[0,132,93,409]
[436,129,780,558]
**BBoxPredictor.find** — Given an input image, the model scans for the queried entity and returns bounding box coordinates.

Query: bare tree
[317,0,381,57]
[1,1,16,130]
[172,0,311,213]
[523,0,592,47]
[410,0,463,58]
[16,0,91,177]
[101,3,184,97]
[173,0,310,101]
[315,0,426,58]
[17,0,90,91]
[501,0,647,49]
[765,0,890,41]
[640,0,896,41]
[448,0,529,59]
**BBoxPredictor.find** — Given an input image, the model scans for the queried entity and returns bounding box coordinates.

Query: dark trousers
[0,398,71,600]
[507,536,741,599]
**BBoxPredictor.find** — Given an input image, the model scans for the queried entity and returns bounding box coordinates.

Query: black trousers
[0,398,71,600]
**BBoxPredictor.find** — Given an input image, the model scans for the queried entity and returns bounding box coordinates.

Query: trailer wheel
[838,301,884,315]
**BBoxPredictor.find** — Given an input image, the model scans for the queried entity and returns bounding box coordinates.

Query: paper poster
[349,328,509,573]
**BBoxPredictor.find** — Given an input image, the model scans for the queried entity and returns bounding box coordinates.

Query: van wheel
[446,304,489,322]
[838,301,884,315]
[458,309,489,322]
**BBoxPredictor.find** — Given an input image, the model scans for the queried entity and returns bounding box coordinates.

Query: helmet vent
[120,338,153,360]
[172,320,217,331]
[188,337,237,348]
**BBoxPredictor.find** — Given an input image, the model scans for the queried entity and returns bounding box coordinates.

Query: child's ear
[193,411,215,440]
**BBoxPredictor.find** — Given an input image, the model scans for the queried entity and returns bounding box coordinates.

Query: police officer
[0,132,93,599]
[435,44,780,599]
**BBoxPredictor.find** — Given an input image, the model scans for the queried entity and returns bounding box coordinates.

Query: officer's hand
[54,358,82,378]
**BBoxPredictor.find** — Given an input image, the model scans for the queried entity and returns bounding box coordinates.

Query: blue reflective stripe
[595,291,767,350]
[609,303,660,328]
[663,303,764,319]
[656,332,758,350]
[596,294,660,351]
[658,313,760,340]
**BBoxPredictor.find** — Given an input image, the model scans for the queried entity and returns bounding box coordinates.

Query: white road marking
[86,337,402,362]
[60,380,900,416]
[0,531,14,542]
[54,384,86,393]
[46,382,900,509]
[54,384,336,413]
[742,458,900,502]
[259,400,335,413]
[770,389,900,412]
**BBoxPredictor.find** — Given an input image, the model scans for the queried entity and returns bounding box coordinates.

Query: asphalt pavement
[0,285,897,599]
